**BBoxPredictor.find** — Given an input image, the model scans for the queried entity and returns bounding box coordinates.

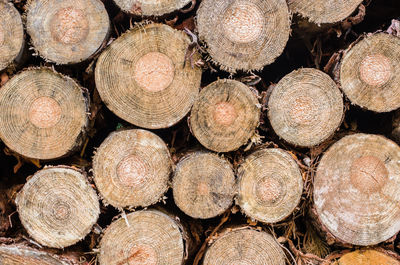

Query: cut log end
[340,33,400,112]
[15,166,100,249]
[113,0,193,16]
[237,148,303,223]
[203,228,286,265]
[197,0,290,72]
[26,0,110,64]
[190,79,260,152]
[95,23,202,129]
[337,249,400,265]
[314,133,400,246]
[99,210,185,265]
[268,68,343,147]
[172,152,236,219]
[0,68,89,160]
[93,129,171,209]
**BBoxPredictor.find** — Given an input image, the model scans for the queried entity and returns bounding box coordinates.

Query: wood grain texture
[113,0,192,16]
[337,249,400,265]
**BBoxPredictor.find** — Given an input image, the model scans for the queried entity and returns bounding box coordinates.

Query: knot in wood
[213,102,237,126]
[359,54,392,87]
[127,244,157,265]
[350,155,388,193]
[51,7,89,44]
[117,155,148,188]
[29,97,62,128]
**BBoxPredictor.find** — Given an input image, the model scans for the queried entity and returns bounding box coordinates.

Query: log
[190,79,260,152]
[196,0,290,72]
[92,129,171,209]
[314,133,400,246]
[268,68,343,147]
[26,0,110,64]
[0,0,24,71]
[98,209,189,265]
[340,33,400,112]
[172,151,236,219]
[202,227,286,265]
[113,0,193,16]
[95,23,202,129]
[15,166,100,249]
[236,148,303,223]
[0,68,89,160]
[336,249,400,265]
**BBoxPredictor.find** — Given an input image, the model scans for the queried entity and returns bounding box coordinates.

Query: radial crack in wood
[113,0,193,16]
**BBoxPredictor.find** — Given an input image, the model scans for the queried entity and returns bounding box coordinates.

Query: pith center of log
[134,52,175,92]
[359,54,392,87]
[116,154,148,188]
[128,244,158,265]
[350,155,388,193]
[256,177,283,203]
[52,201,71,220]
[29,97,62,128]
[50,7,89,44]
[213,102,237,126]
[290,96,316,125]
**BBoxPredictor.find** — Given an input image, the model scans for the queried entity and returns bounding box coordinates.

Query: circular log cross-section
[190,79,260,152]
[95,23,201,129]
[337,249,400,265]
[340,33,400,112]
[314,134,400,246]
[26,0,109,64]
[172,152,236,219]
[288,0,363,24]
[236,148,303,223]
[15,167,100,249]
[268,68,343,147]
[203,228,285,265]
[113,0,193,16]
[93,129,171,209]
[0,0,24,71]
[99,210,185,265]
[197,0,290,72]
[0,68,88,160]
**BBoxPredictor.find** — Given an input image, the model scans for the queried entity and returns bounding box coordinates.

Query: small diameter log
[190,79,260,152]
[268,68,343,147]
[172,151,236,219]
[93,129,171,209]
[203,227,286,265]
[288,0,363,24]
[197,0,290,72]
[0,0,24,71]
[99,209,187,265]
[0,68,89,160]
[15,166,100,249]
[314,133,400,246]
[26,0,110,64]
[340,33,400,112]
[236,148,303,223]
[336,249,400,265]
[113,0,193,16]
[95,23,201,129]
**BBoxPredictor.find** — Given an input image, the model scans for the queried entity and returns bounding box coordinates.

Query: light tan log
[197,0,290,72]
[99,209,187,265]
[336,249,400,265]
[26,0,109,64]
[190,79,260,152]
[15,166,100,249]
[113,0,193,16]
[236,148,303,223]
[0,0,24,71]
[95,23,201,129]
[268,68,343,147]
[314,133,400,246]
[203,227,286,265]
[93,129,171,209]
[0,68,89,160]
[172,151,236,219]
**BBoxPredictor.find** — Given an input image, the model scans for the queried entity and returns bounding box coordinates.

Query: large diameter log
[26,0,110,64]
[15,166,100,249]
[190,79,260,152]
[268,68,343,147]
[99,210,187,265]
[197,0,290,72]
[0,68,89,160]
[340,33,400,112]
[93,129,171,209]
[0,0,24,71]
[203,227,285,265]
[314,134,400,246]
[113,0,193,16]
[336,249,400,265]
[288,0,363,24]
[172,151,236,219]
[95,23,201,129]
[236,148,303,223]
